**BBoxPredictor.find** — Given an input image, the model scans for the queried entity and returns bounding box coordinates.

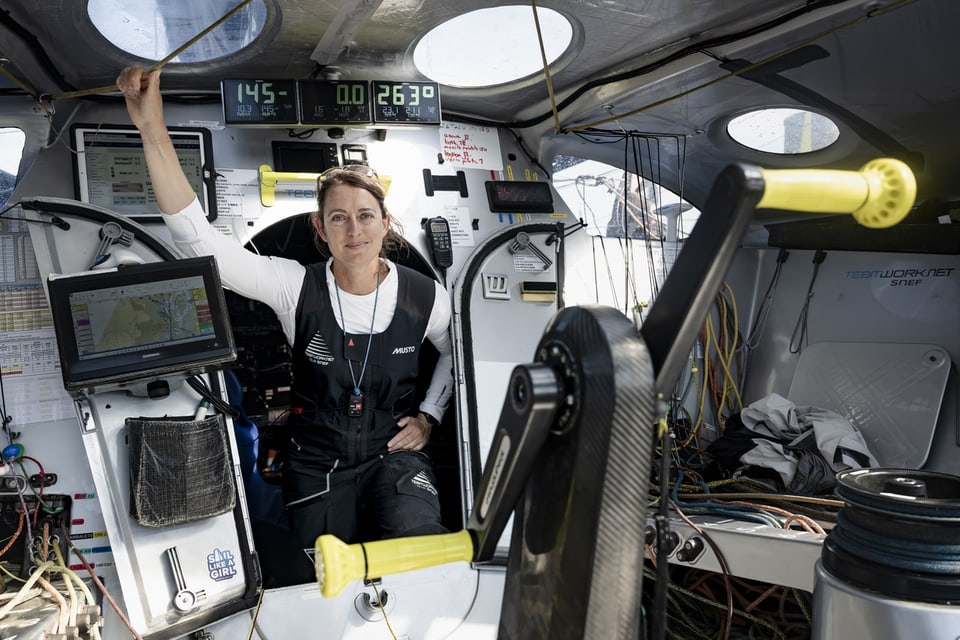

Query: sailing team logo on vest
[411,470,438,496]
[305,332,335,366]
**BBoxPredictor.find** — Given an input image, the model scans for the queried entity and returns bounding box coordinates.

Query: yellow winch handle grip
[315,529,475,598]
[757,157,916,228]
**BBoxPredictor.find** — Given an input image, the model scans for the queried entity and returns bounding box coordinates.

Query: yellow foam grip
[315,529,475,598]
[757,158,916,229]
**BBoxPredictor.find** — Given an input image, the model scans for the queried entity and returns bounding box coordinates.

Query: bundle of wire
[642,566,813,640]
[642,279,843,640]
[0,518,104,639]
[666,477,841,531]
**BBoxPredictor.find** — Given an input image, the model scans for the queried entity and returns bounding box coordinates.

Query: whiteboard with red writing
[440,122,503,170]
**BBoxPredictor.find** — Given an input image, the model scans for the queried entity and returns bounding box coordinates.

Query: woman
[116,66,453,581]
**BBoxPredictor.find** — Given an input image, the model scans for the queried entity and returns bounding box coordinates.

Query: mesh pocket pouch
[127,414,236,527]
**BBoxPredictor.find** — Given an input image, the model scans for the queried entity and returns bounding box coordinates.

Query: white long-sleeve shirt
[163,198,454,421]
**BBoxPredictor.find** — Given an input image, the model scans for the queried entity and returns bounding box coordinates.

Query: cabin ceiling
[1,0,958,216]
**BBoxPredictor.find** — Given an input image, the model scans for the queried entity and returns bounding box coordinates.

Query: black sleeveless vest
[288,262,436,469]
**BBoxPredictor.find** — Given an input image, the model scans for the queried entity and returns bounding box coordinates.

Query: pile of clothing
[707,393,878,495]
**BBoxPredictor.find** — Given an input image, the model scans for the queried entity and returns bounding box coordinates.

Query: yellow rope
[531,0,562,134]
[0,64,38,99]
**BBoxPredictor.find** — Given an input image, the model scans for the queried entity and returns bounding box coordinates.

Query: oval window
[0,128,25,207]
[414,6,573,88]
[88,0,267,63]
[727,108,840,154]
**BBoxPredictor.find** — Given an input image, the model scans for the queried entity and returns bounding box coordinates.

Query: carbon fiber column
[497,305,655,640]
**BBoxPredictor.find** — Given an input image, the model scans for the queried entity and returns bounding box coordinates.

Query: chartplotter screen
[48,257,235,394]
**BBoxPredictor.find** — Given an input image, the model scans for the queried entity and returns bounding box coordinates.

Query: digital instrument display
[48,256,236,395]
[221,79,299,126]
[71,124,218,221]
[298,80,372,125]
[371,81,442,125]
[484,180,555,213]
[272,141,340,173]
[220,79,441,127]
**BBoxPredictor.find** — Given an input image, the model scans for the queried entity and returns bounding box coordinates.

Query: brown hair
[308,165,407,259]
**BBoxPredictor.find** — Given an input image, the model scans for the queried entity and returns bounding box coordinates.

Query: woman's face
[314,182,389,268]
